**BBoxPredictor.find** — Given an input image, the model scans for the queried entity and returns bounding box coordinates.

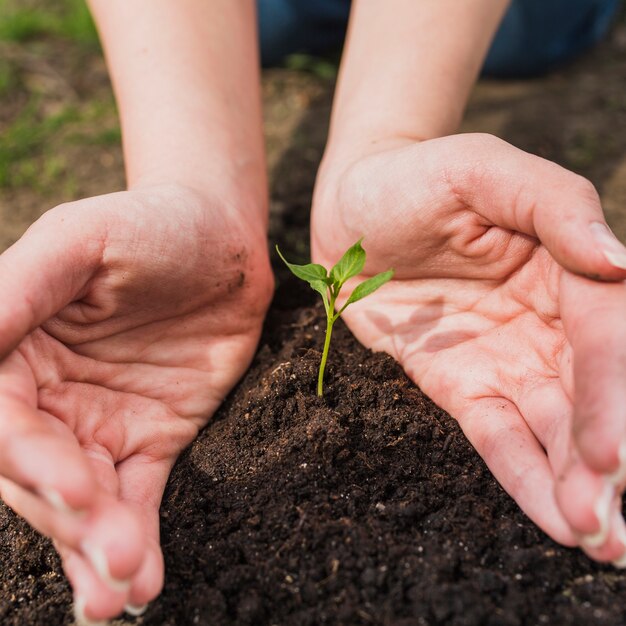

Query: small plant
[277,240,394,397]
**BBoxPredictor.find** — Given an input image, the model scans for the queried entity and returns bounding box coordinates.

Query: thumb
[441,134,626,281]
[0,203,103,357]
[560,271,626,478]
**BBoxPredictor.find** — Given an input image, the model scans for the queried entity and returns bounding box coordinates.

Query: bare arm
[88,0,266,216]
[325,0,509,163]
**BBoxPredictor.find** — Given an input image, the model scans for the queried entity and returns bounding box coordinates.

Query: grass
[0,0,98,45]
[0,101,78,187]
[91,127,122,146]
[0,95,120,191]
[0,60,17,95]
[284,53,339,80]
[0,1,120,192]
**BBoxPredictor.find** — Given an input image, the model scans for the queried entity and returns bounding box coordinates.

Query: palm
[14,309,257,496]
[363,247,566,410]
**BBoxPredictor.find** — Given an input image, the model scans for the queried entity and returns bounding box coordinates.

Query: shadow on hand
[364,296,479,358]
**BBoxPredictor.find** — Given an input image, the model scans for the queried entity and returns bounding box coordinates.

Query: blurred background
[0,0,625,257]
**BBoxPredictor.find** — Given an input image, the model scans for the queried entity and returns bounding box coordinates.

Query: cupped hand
[0,183,273,622]
[312,134,626,562]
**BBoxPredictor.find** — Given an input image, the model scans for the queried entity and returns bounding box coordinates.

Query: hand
[0,183,273,622]
[312,133,626,562]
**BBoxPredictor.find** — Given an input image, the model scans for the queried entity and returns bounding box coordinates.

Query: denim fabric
[258,0,351,66]
[258,0,621,76]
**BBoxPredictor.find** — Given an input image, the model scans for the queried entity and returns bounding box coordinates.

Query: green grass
[566,130,601,169]
[91,127,122,146]
[0,0,98,45]
[284,53,339,80]
[0,101,78,187]
[0,2,117,193]
[0,95,120,191]
[0,60,17,95]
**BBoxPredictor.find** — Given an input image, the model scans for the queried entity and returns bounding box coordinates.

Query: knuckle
[40,201,78,224]
[570,174,600,205]
[470,132,500,147]
[29,201,82,239]
[461,132,503,155]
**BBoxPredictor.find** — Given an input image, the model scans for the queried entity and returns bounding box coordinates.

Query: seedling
[277,240,394,397]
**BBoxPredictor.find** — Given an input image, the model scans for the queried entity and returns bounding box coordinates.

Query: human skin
[0,1,272,623]
[312,0,626,565]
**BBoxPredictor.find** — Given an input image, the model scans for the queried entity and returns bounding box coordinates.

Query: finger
[0,395,145,595]
[0,352,145,600]
[555,454,609,546]
[458,396,576,545]
[123,538,163,617]
[438,134,626,280]
[560,271,626,478]
[513,379,572,475]
[0,351,98,511]
[516,380,626,563]
[75,447,149,595]
[67,452,169,616]
[554,451,626,564]
[0,477,86,546]
[57,542,129,624]
[116,455,173,611]
[79,496,147,594]
[0,203,103,358]
[1,472,146,589]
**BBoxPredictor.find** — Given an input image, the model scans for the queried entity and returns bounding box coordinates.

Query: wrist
[129,177,269,234]
[323,0,508,168]
[90,0,266,225]
[123,124,267,213]
[318,133,419,194]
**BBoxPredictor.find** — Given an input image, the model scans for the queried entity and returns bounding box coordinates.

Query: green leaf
[309,279,330,315]
[276,246,328,283]
[276,246,331,313]
[342,269,394,309]
[329,239,366,287]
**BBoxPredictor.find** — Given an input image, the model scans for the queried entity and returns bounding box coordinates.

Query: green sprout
[277,240,394,397]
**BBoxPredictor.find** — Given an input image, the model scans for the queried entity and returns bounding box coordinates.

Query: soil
[2,8,626,626]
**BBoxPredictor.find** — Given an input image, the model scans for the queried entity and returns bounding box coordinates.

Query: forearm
[88,0,266,215]
[325,0,509,163]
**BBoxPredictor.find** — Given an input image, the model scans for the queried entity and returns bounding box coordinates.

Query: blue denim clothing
[258,0,621,76]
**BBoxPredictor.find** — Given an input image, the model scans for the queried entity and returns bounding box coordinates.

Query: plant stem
[317,314,334,396]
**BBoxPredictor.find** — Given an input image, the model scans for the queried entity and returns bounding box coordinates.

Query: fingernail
[611,508,626,568]
[608,439,626,486]
[38,487,86,518]
[73,595,110,626]
[81,540,130,593]
[125,603,148,617]
[590,222,626,270]
[38,487,72,513]
[581,481,614,548]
